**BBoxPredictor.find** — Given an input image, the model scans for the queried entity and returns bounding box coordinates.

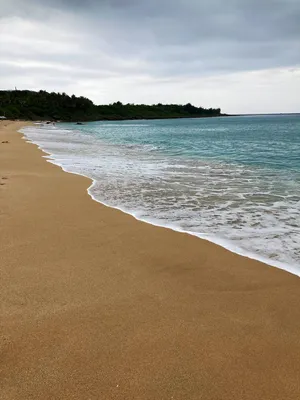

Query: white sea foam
[20,123,300,276]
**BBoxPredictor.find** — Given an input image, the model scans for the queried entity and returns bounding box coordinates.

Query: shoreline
[21,125,299,277]
[2,120,300,399]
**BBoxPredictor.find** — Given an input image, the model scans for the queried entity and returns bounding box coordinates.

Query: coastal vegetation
[0,90,222,122]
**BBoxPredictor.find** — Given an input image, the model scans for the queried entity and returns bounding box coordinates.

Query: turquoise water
[74,115,300,171]
[22,115,300,274]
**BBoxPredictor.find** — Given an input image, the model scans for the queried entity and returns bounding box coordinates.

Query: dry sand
[1,120,300,400]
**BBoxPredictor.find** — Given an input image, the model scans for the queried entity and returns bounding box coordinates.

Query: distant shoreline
[13,114,229,123]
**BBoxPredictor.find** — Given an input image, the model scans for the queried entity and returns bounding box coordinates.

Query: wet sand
[1,120,300,400]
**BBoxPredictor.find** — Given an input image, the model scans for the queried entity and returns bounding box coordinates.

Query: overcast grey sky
[0,0,299,113]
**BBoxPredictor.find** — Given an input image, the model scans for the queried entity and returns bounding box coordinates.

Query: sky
[0,0,299,114]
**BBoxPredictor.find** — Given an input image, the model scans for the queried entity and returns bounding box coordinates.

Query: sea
[21,114,300,275]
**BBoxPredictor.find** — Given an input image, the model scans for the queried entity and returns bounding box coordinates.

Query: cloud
[0,0,299,112]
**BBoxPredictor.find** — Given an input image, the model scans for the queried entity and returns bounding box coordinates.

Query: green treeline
[0,90,222,121]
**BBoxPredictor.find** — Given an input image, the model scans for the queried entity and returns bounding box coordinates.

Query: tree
[0,90,222,122]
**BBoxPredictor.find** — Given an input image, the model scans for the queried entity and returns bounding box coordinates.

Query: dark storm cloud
[0,0,300,89]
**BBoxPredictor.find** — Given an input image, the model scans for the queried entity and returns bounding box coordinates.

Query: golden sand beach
[1,120,300,399]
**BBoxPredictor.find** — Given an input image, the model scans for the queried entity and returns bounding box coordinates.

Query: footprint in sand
[0,177,8,186]
[1,141,9,144]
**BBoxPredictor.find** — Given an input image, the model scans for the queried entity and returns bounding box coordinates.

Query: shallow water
[22,115,300,275]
